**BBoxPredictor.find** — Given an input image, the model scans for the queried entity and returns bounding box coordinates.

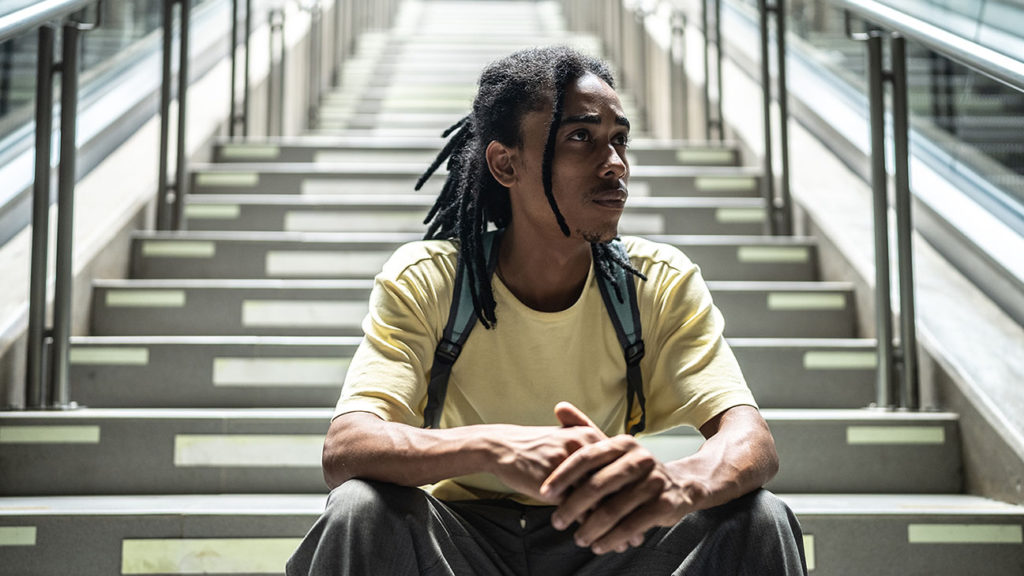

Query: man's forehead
[562,73,627,122]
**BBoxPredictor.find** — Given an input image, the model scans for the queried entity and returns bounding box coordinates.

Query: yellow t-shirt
[335,235,756,501]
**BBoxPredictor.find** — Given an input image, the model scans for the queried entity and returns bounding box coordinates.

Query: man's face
[511,72,631,244]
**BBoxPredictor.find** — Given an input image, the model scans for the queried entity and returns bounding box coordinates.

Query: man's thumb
[555,401,598,428]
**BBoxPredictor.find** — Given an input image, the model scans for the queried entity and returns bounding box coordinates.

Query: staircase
[1,1,1022,574]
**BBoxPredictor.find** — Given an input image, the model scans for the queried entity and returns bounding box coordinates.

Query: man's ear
[485,140,517,188]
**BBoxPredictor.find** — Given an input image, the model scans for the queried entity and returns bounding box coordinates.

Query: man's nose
[601,145,627,179]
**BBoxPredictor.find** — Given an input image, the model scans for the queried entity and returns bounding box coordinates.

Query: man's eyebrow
[561,113,631,129]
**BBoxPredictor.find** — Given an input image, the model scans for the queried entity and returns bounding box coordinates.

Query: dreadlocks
[417,46,646,328]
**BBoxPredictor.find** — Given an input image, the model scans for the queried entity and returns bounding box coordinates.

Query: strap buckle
[625,341,645,366]
[435,339,462,364]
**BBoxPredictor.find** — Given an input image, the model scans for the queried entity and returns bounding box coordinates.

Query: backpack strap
[423,231,501,429]
[595,240,647,436]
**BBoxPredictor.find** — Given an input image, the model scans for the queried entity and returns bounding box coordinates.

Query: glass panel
[784,0,1024,224]
[0,0,222,145]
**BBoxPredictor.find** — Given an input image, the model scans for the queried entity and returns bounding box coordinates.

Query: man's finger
[554,449,656,532]
[554,401,600,429]
[541,441,623,504]
[588,500,664,555]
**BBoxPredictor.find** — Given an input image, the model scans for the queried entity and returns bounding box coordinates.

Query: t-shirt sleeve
[333,244,452,426]
[638,246,757,435]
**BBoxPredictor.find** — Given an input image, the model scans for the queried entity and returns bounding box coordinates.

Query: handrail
[835,0,1024,92]
[0,0,95,43]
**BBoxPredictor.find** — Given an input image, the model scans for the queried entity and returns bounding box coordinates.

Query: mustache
[585,181,629,200]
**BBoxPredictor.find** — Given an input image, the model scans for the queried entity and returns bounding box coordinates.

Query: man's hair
[416,46,644,328]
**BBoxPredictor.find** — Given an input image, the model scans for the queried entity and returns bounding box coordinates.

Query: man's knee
[323,478,429,529]
[720,489,801,537]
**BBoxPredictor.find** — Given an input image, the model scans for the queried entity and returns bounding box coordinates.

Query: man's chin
[579,227,620,244]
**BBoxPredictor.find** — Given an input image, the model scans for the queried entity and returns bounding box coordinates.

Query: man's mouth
[591,187,628,209]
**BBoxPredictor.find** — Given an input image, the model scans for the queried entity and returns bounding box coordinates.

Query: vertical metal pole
[636,8,648,128]
[867,32,895,408]
[712,0,724,141]
[26,26,56,409]
[701,0,712,140]
[229,0,239,138]
[757,0,777,235]
[670,9,688,140]
[172,0,189,230]
[891,35,918,410]
[774,0,793,235]
[308,4,321,130]
[332,0,342,87]
[50,23,82,409]
[243,0,251,137]
[156,0,174,230]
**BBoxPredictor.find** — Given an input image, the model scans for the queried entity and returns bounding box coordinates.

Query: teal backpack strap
[595,240,647,436]
[423,231,501,429]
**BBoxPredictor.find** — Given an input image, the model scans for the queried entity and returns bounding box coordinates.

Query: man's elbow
[321,415,360,489]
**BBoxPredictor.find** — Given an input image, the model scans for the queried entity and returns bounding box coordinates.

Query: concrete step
[211,138,743,167]
[66,337,872,409]
[0,409,960,495]
[787,494,1024,575]
[130,232,818,282]
[0,494,322,576]
[89,279,857,338]
[0,493,1019,575]
[182,195,771,236]
[188,163,763,198]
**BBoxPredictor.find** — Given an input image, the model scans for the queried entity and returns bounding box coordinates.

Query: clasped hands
[490,401,700,555]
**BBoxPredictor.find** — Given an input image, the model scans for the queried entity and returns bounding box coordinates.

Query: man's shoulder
[380,239,459,283]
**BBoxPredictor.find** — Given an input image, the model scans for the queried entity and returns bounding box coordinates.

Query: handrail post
[757,0,776,235]
[774,0,792,235]
[156,0,174,230]
[866,31,896,408]
[712,0,723,140]
[156,0,189,230]
[756,0,793,235]
[701,0,724,141]
[25,24,57,409]
[890,34,919,409]
[243,0,251,136]
[229,0,251,138]
[267,8,286,137]
[307,1,323,130]
[670,8,688,140]
[173,0,190,230]
[49,21,86,409]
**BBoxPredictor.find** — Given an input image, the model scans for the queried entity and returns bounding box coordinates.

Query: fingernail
[551,516,565,530]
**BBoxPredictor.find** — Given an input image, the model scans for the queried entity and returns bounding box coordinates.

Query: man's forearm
[666,406,779,511]
[322,412,496,489]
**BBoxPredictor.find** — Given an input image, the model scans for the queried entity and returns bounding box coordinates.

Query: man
[287,46,807,575]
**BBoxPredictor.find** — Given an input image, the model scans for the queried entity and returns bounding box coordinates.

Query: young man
[287,46,807,575]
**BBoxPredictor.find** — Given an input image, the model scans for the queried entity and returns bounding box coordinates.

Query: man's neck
[497,224,592,312]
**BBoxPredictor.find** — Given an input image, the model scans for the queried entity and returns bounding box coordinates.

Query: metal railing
[8,0,101,409]
[13,0,399,410]
[833,0,1023,410]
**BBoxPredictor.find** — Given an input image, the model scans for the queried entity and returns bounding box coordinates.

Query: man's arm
[322,410,607,501]
[540,404,778,554]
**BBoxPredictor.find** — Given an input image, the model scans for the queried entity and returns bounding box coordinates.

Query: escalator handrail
[0,0,96,43]
[836,0,1024,92]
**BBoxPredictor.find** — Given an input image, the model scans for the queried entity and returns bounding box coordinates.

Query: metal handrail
[0,0,94,43]
[835,0,1024,92]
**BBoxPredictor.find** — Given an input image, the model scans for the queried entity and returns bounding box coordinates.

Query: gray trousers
[287,479,807,576]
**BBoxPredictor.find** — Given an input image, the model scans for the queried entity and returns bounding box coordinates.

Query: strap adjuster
[625,341,645,366]
[435,339,462,364]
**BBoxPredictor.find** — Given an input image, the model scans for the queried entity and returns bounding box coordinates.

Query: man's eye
[568,131,590,142]
[613,134,630,147]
